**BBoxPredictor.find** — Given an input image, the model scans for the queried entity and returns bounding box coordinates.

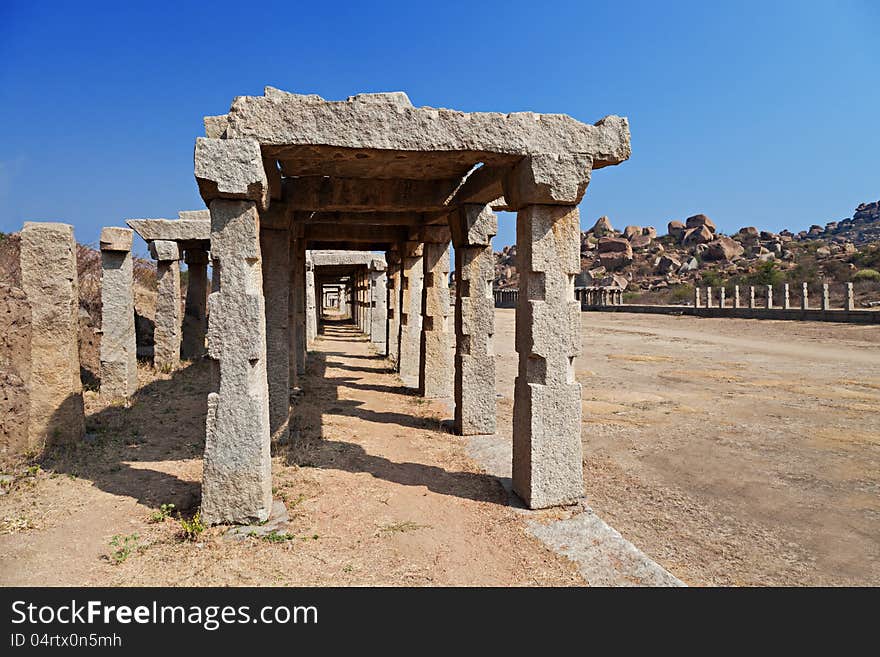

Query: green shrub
[854,268,880,282]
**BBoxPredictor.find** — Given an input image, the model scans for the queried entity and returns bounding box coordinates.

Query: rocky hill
[494,201,880,306]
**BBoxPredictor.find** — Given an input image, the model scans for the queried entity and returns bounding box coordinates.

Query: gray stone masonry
[369,260,388,354]
[511,204,583,509]
[399,242,424,388]
[150,240,182,371]
[419,230,453,398]
[100,227,138,399]
[181,248,209,360]
[202,200,272,525]
[20,222,85,449]
[453,204,497,435]
[261,227,290,441]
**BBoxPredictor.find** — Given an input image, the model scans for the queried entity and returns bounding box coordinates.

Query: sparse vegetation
[149,503,175,523]
[854,268,880,282]
[108,533,140,564]
[178,512,205,541]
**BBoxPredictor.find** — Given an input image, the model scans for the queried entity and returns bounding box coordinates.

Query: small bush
[854,268,880,282]
[109,534,140,565]
[669,284,694,303]
[149,503,176,523]
[178,512,205,541]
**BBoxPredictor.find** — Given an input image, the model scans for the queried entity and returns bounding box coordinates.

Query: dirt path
[494,310,880,586]
[0,319,580,586]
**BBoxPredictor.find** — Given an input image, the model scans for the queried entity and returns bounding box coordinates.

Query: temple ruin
[84,87,631,524]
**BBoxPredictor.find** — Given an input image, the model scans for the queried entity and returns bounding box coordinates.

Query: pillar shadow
[38,361,209,513]
[282,323,508,507]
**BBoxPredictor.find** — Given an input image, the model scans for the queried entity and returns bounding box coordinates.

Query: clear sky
[1,0,878,255]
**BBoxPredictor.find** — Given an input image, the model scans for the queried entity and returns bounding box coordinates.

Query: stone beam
[303,224,408,244]
[126,218,210,242]
[447,164,508,207]
[306,212,425,226]
[282,176,459,212]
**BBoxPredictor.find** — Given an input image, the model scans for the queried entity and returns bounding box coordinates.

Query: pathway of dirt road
[0,319,581,586]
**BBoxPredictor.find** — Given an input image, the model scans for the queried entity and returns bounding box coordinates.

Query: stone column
[20,222,85,449]
[399,241,424,388]
[386,250,401,362]
[719,287,726,308]
[694,287,702,308]
[706,287,713,308]
[802,282,809,310]
[452,204,497,435]
[287,234,299,393]
[822,283,830,310]
[783,283,791,310]
[748,286,756,309]
[99,227,138,400]
[150,240,182,371]
[419,228,453,398]
[292,237,307,375]
[766,285,774,309]
[734,285,741,308]
[260,227,290,441]
[369,260,388,354]
[306,256,317,345]
[181,247,209,360]
[846,282,855,311]
[202,200,272,525]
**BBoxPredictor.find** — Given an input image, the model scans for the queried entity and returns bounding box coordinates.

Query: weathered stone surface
[149,240,180,262]
[513,205,583,509]
[261,227,290,441]
[682,225,713,245]
[598,251,633,270]
[154,258,181,371]
[223,87,631,171]
[503,153,593,209]
[597,237,632,254]
[667,220,686,239]
[642,226,657,239]
[685,214,716,232]
[20,222,85,449]
[305,259,317,345]
[0,284,32,455]
[452,204,497,248]
[178,209,211,221]
[656,254,681,274]
[629,234,652,249]
[194,137,269,209]
[386,252,402,364]
[704,236,745,261]
[100,229,138,399]
[419,242,452,398]
[454,206,497,435]
[369,266,388,354]
[99,226,133,252]
[623,225,641,240]
[181,248,208,360]
[292,239,306,375]
[398,242,423,388]
[127,218,210,242]
[202,200,272,525]
[591,216,614,236]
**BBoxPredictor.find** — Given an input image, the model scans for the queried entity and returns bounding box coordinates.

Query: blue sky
[1,0,878,255]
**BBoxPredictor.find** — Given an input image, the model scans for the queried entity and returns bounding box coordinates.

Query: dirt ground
[0,319,580,586]
[492,310,880,586]
[1,311,877,586]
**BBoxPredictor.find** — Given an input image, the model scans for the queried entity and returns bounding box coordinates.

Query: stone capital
[451,204,497,247]
[502,153,592,209]
[194,137,269,210]
[100,226,133,252]
[149,239,180,261]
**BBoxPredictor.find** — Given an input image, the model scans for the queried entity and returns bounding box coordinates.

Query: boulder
[678,257,698,273]
[667,220,686,239]
[815,246,831,257]
[704,236,745,261]
[630,234,652,250]
[682,225,713,245]
[623,225,642,240]
[685,214,716,233]
[760,230,777,241]
[591,216,614,236]
[642,226,657,239]
[738,226,759,238]
[598,251,633,270]
[656,255,681,274]
[597,237,632,255]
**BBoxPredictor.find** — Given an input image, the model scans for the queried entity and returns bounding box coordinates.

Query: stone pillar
[694,287,702,308]
[20,222,85,449]
[399,241,424,388]
[802,282,809,310]
[386,251,401,362]
[511,204,583,508]
[287,234,299,393]
[292,238,307,375]
[202,200,272,525]
[181,247,209,360]
[150,240,182,371]
[766,285,774,309]
[748,286,756,309]
[260,227,290,441]
[706,287,713,308]
[734,285,741,308]
[719,287,726,308]
[783,283,791,310]
[369,261,388,353]
[306,257,317,345]
[452,204,497,435]
[822,283,830,310]
[419,229,453,398]
[846,282,855,311]
[99,227,138,400]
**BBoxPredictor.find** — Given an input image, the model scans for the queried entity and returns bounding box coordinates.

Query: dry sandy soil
[504,310,879,586]
[1,311,877,586]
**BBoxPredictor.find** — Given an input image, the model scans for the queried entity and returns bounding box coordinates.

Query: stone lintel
[127,218,210,242]
[282,176,459,212]
[99,226,133,252]
[149,239,180,261]
[304,223,407,243]
[421,225,451,244]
